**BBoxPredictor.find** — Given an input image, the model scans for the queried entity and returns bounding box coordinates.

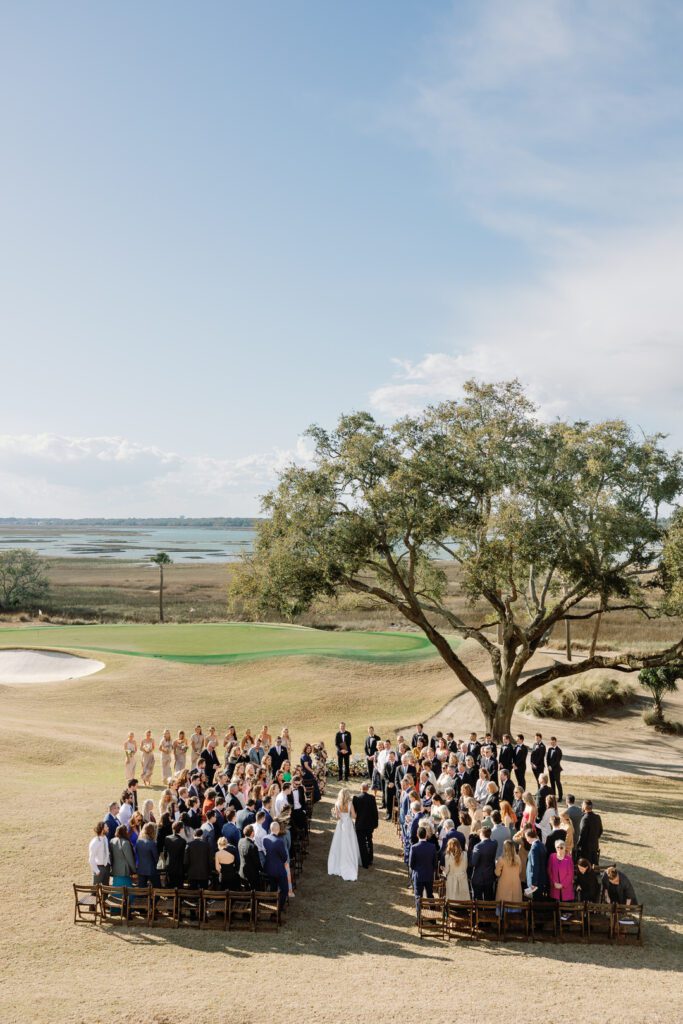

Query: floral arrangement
[325,755,369,779]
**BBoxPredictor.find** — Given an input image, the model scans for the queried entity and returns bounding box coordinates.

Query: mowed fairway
[0,621,437,664]
[0,643,681,1024]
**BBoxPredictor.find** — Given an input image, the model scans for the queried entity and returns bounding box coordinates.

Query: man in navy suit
[470,827,498,900]
[408,827,438,920]
[525,828,549,900]
[263,822,291,909]
[268,738,288,774]
[104,802,120,841]
[499,769,515,805]
[438,820,466,865]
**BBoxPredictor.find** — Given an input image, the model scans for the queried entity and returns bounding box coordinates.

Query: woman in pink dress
[547,840,574,900]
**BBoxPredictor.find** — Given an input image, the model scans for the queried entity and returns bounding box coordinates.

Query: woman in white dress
[443,837,470,900]
[327,788,361,881]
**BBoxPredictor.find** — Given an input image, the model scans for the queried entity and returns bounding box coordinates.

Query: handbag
[157,850,169,872]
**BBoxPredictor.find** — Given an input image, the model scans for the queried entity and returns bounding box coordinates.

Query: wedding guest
[159,729,173,782]
[559,811,575,855]
[575,858,601,902]
[118,791,134,828]
[140,730,155,786]
[601,865,638,905]
[123,732,137,782]
[110,824,136,888]
[164,820,187,888]
[512,786,525,823]
[576,800,603,866]
[495,839,522,902]
[88,822,110,884]
[547,839,574,900]
[474,768,490,804]
[141,799,156,824]
[215,836,241,890]
[238,824,262,890]
[500,800,517,833]
[521,792,537,831]
[184,829,213,890]
[525,829,548,900]
[544,815,566,857]
[136,823,160,888]
[484,781,500,811]
[470,827,498,900]
[565,793,583,839]
[104,802,120,841]
[490,810,510,857]
[264,821,292,909]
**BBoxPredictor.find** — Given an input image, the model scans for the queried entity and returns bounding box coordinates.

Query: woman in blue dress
[300,744,321,802]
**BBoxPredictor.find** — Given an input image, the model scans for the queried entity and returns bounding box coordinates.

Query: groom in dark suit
[352,782,379,868]
[335,722,352,782]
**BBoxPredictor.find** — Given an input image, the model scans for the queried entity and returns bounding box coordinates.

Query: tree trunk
[588,607,602,659]
[485,687,517,742]
[159,567,164,623]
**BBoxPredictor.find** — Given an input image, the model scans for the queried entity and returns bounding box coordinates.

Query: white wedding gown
[327,809,361,881]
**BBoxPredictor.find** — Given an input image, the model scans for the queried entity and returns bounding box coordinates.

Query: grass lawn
[0,621,444,664]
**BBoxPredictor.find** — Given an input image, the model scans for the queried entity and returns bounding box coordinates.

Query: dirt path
[412,642,683,780]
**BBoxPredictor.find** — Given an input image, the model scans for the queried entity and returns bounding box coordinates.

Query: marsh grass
[520,672,636,719]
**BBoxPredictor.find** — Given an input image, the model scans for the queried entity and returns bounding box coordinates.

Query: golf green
[0,622,450,664]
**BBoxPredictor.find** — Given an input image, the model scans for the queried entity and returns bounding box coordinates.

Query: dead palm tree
[150,551,172,623]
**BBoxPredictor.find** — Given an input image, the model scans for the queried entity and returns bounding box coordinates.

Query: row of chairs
[418,897,643,944]
[74,883,282,930]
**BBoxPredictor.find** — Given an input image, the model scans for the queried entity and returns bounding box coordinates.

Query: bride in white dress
[327,788,361,881]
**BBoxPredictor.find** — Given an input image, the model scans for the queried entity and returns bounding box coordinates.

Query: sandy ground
[0,647,105,683]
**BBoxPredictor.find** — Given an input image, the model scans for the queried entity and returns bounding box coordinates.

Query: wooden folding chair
[125,886,153,926]
[474,900,501,939]
[98,885,127,924]
[227,890,254,931]
[586,902,614,943]
[558,902,586,942]
[531,900,559,942]
[73,883,99,924]
[151,887,178,928]
[445,900,474,940]
[613,904,643,945]
[201,890,229,930]
[501,901,531,940]
[254,890,281,931]
[418,897,445,939]
[177,889,203,928]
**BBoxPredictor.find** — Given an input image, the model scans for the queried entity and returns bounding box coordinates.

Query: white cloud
[0,434,315,516]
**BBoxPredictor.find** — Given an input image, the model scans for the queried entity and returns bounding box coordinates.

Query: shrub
[642,710,683,735]
[520,674,636,719]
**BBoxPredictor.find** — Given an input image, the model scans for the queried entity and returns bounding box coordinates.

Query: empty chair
[254,890,281,931]
[201,890,229,930]
[473,900,501,939]
[501,901,531,940]
[613,903,643,945]
[586,901,614,943]
[531,900,559,942]
[125,886,153,926]
[418,897,445,939]
[151,887,178,928]
[98,885,127,924]
[228,890,254,931]
[177,889,203,928]
[73,884,99,925]
[558,901,586,941]
[445,900,474,941]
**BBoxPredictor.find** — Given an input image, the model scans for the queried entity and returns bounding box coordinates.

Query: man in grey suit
[565,793,583,849]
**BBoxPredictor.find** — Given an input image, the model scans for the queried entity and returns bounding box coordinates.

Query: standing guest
[538,795,558,841]
[201,787,216,821]
[575,858,602,902]
[495,839,522,903]
[201,809,220,855]
[184,829,213,890]
[215,836,241,890]
[484,781,500,812]
[127,778,140,811]
[576,800,603,867]
[281,727,292,752]
[136,823,160,888]
[105,802,121,841]
[249,737,265,766]
[159,788,176,820]
[110,824,136,888]
[253,810,268,867]
[268,737,288,774]
[480,745,498,783]
[500,800,517,835]
[140,731,155,786]
[300,744,321,802]
[512,786,525,824]
[164,820,187,888]
[499,769,515,805]
[498,734,514,776]
[264,821,293,909]
[525,829,548,900]
[118,791,134,828]
[474,768,490,805]
[375,740,392,808]
[408,826,438,920]
[201,739,220,785]
[364,725,380,781]
[544,816,567,857]
[521,792,537,832]
[411,723,429,748]
[221,807,242,848]
[458,811,472,844]
[141,799,156,824]
[236,799,257,834]
[470,827,498,900]
[601,865,638,905]
[173,730,188,774]
[547,839,574,901]
[159,729,173,783]
[88,822,110,885]
[490,810,510,858]
[238,824,262,890]
[352,782,379,869]
[565,794,583,841]
[383,751,399,821]
[512,735,528,790]
[559,811,575,856]
[190,725,204,770]
[535,774,553,821]
[156,811,174,857]
[123,733,138,782]
[335,722,352,782]
[547,736,564,800]
[530,733,546,786]
[443,837,470,901]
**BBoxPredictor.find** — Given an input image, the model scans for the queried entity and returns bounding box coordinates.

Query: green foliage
[150,551,172,566]
[0,548,50,610]
[642,709,683,734]
[520,674,636,719]
[661,508,683,614]
[639,665,681,720]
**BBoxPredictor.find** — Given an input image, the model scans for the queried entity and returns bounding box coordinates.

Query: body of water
[0,525,256,564]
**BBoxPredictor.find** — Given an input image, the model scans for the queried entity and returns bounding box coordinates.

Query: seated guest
[575,858,601,902]
[110,824,136,888]
[495,839,522,903]
[601,865,638,905]
[215,836,241,890]
[238,824,262,890]
[164,820,187,889]
[88,821,110,885]
[443,836,470,901]
[547,839,574,901]
[136,822,160,888]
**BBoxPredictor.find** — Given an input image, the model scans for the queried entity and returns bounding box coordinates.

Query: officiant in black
[352,782,379,868]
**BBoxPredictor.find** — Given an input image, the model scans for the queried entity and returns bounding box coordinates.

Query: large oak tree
[229,381,683,738]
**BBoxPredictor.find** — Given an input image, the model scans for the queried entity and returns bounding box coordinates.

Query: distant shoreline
[0,517,260,528]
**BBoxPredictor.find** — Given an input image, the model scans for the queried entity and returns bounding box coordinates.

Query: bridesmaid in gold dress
[140,730,156,786]
[159,729,173,782]
[173,730,188,774]
[190,725,204,769]
[123,732,138,782]
[281,727,292,752]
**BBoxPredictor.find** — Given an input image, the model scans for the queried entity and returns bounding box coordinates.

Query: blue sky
[2,1,682,515]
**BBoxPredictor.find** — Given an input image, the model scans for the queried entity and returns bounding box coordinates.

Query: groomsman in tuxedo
[411,723,429,748]
[530,733,546,786]
[364,725,380,781]
[547,736,564,800]
[352,782,379,868]
[383,751,398,821]
[498,734,514,774]
[512,734,529,790]
[467,732,482,763]
[335,722,352,782]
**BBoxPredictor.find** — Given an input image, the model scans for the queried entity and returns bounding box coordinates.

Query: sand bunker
[0,648,105,684]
